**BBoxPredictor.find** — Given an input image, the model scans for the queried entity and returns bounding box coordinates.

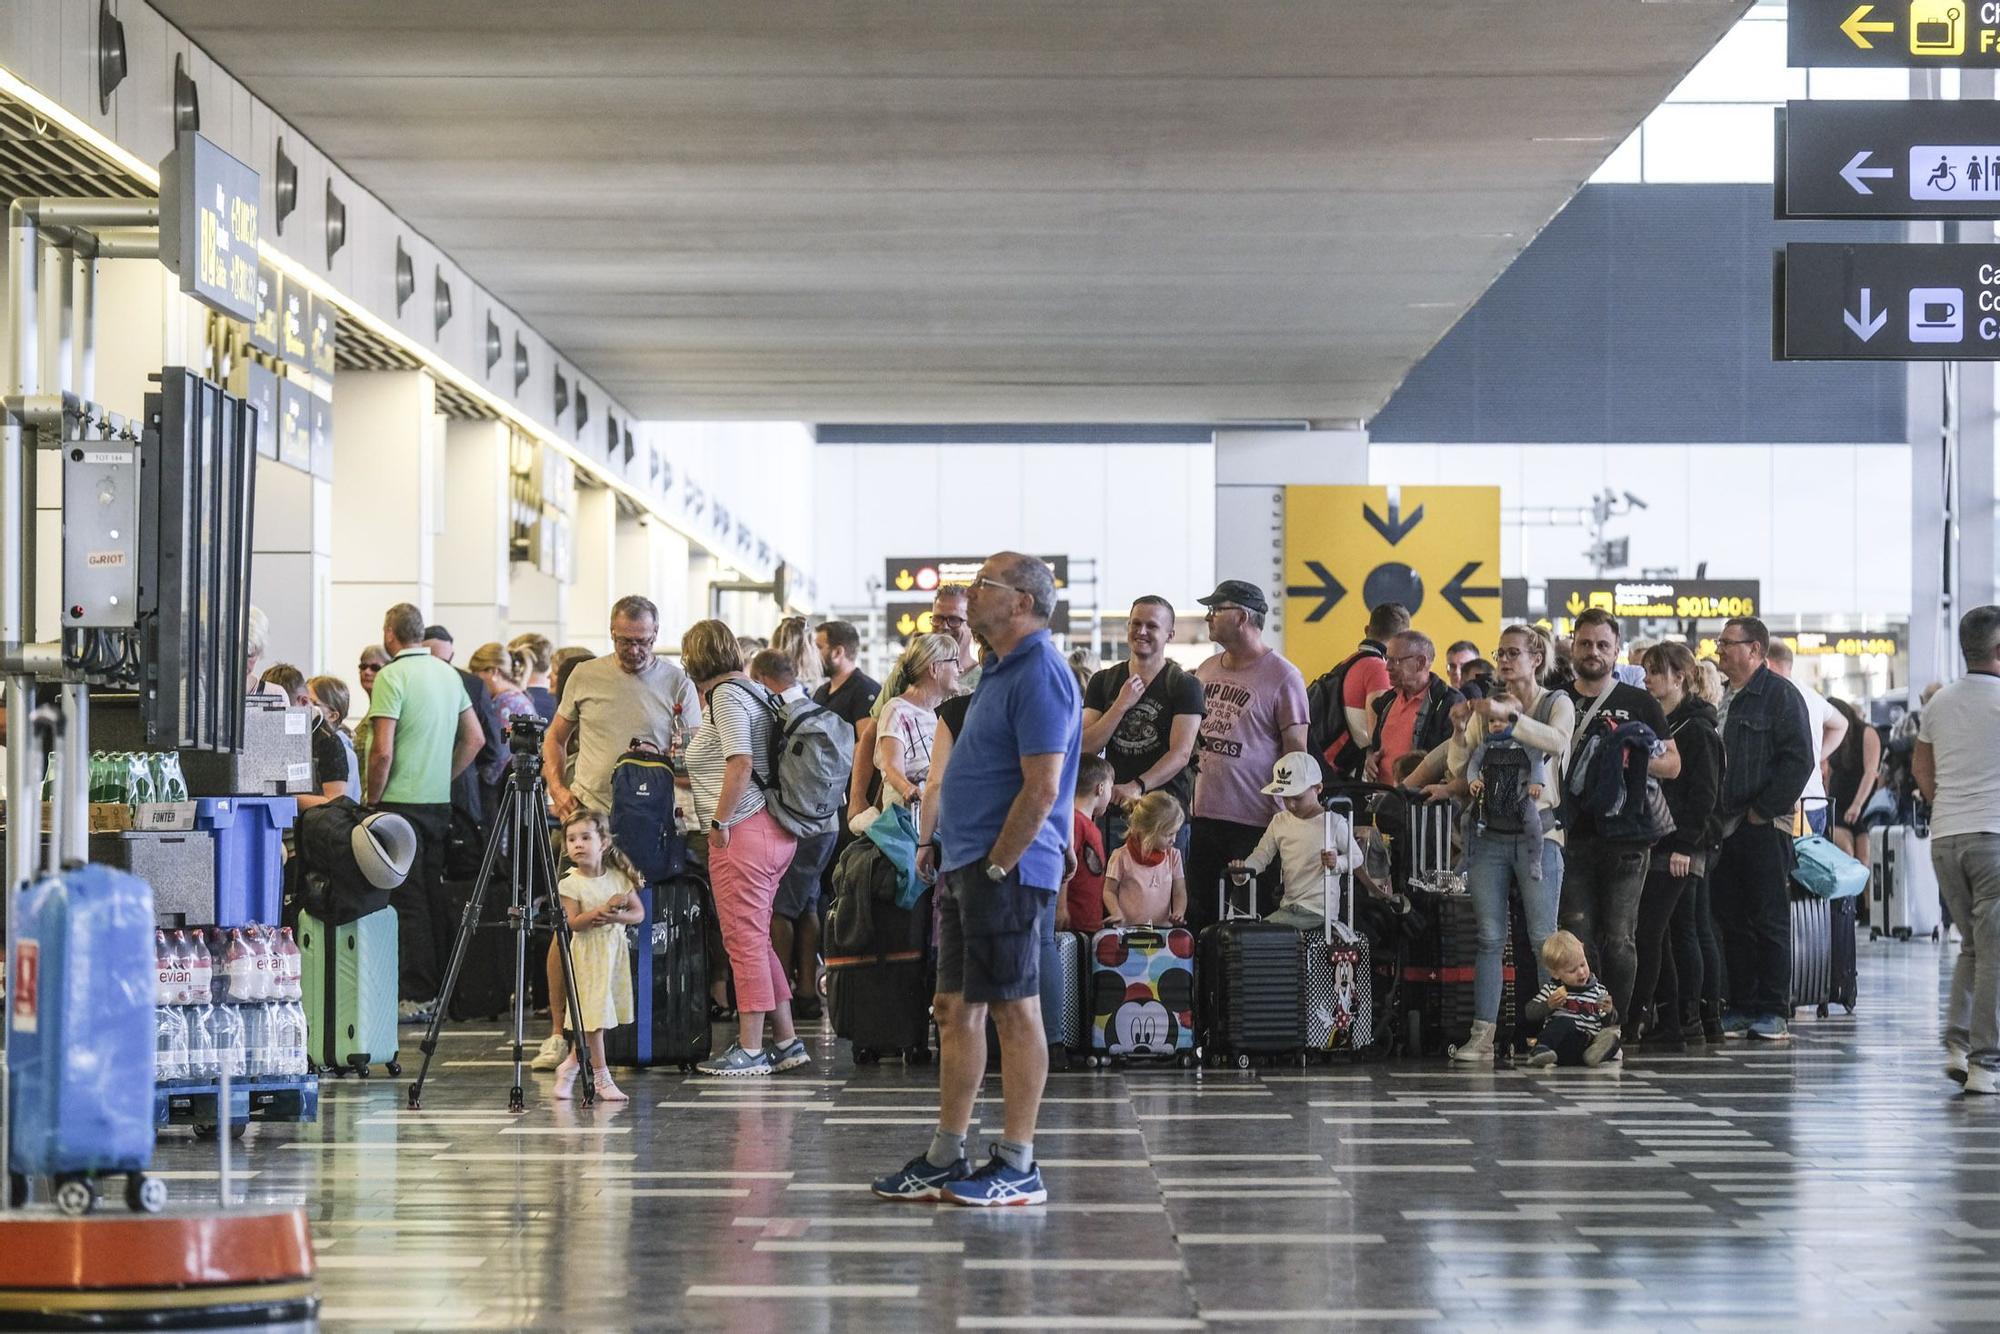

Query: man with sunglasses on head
[1710,616,1814,1043]
[1185,580,1311,931]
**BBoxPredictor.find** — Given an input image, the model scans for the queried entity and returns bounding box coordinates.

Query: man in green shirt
[365,602,483,1017]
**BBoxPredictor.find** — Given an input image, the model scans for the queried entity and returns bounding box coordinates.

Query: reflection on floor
[150,933,1999,1331]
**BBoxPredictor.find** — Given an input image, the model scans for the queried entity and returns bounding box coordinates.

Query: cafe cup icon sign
[1910,0,1965,55]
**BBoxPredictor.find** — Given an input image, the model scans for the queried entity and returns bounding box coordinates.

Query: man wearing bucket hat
[1186,579,1311,932]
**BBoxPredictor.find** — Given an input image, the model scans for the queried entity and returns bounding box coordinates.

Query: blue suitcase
[7,863,167,1213]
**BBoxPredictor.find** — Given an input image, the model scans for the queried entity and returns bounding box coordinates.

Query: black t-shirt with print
[1083,660,1207,813]
[311,718,352,792]
[1564,678,1669,842]
[814,670,881,732]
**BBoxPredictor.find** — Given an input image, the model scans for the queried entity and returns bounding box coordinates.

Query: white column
[433,419,512,651]
[328,370,439,665]
[252,466,334,674]
[565,484,616,653]
[615,510,694,638]
[1212,427,1370,654]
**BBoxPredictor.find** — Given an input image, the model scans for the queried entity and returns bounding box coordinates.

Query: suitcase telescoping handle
[1219,871,1252,923]
[1412,797,1452,880]
[1322,798,1357,945]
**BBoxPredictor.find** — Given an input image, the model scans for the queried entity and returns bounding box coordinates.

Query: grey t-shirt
[557,654,702,812]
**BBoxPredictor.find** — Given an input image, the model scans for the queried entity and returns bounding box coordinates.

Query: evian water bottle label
[9,939,37,1033]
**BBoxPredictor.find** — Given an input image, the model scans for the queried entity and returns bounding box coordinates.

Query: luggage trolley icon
[1910,0,1965,56]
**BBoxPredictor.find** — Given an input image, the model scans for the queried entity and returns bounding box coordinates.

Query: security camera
[1623,492,1648,510]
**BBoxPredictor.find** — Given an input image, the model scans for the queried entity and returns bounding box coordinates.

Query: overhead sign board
[249,262,279,355]
[1777,242,2000,359]
[1790,0,2000,67]
[1696,631,1900,659]
[278,277,309,369]
[885,555,1069,595]
[1544,578,1761,622]
[308,295,338,380]
[1281,485,1500,678]
[1778,102,2000,219]
[157,131,260,324]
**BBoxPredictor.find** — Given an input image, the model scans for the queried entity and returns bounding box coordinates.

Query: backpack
[610,743,688,883]
[1475,739,1535,835]
[294,797,406,926]
[1306,645,1382,777]
[721,680,855,839]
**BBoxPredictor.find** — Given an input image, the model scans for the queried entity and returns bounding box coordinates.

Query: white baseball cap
[1262,750,1322,797]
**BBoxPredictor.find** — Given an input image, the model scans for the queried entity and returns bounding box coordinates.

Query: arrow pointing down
[1285,560,1348,623]
[1844,287,1887,342]
[1840,149,1894,195]
[1363,498,1425,545]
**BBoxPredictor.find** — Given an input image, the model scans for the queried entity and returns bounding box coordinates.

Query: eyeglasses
[1387,653,1428,666]
[1203,605,1244,619]
[612,635,656,650]
[931,614,967,630]
[1492,648,1526,661]
[1715,636,1753,649]
[970,577,1025,596]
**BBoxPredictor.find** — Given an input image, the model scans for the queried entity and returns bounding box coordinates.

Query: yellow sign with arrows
[1280,485,1501,678]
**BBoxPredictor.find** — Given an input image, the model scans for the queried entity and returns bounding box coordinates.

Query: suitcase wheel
[678,1062,694,1074]
[125,1173,167,1214]
[1935,927,1943,942]
[1177,1052,1197,1069]
[903,1047,932,1067]
[1870,927,1882,940]
[1235,1052,1252,1070]
[1817,1003,1829,1019]
[853,1047,881,1065]
[52,1175,97,1217]
[386,1060,403,1077]
[6,1173,24,1209]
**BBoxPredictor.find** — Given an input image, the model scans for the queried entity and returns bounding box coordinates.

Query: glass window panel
[1589,128,1644,183]
[1669,18,1794,103]
[1641,104,1775,183]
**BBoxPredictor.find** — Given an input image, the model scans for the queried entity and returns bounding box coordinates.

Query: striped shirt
[684,678,775,829]
[1528,976,1615,1036]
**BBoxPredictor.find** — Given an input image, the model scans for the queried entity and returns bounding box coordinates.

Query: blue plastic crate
[192,796,298,927]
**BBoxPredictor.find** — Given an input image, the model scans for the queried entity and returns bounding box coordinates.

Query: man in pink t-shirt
[1188,580,1310,931]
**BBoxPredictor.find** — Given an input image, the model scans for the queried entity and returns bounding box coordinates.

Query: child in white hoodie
[1227,751,1365,930]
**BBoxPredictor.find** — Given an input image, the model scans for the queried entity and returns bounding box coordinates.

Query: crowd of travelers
[251,555,2000,1209]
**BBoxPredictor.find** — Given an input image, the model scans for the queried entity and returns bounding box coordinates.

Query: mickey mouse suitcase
[1086,926,1196,1065]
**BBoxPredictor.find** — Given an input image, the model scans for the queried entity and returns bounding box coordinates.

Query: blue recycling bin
[192,796,297,927]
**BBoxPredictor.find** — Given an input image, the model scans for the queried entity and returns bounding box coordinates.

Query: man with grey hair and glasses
[1916,605,2000,1094]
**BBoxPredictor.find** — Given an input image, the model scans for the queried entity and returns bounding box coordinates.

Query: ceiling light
[324,183,346,266]
[574,388,590,433]
[513,335,529,392]
[433,268,452,335]
[622,426,635,465]
[394,240,414,314]
[97,1,126,114]
[273,138,297,235]
[485,317,502,377]
[172,54,198,132]
[553,370,569,420]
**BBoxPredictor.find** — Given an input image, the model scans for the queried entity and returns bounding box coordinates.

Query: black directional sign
[1777,242,2000,360]
[1790,0,2000,68]
[1779,102,2000,219]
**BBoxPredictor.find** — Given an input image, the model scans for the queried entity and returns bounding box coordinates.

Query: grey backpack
[726,679,854,839]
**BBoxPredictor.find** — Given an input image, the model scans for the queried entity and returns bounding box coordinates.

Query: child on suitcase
[1060,755,1114,934]
[1522,930,1622,1067]
[552,809,648,1101]
[1103,791,1188,927]
[1227,751,1364,931]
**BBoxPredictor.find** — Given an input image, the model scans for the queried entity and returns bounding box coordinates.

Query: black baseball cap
[1197,580,1269,615]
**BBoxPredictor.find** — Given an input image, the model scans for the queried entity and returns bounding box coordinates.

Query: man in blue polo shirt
[872,552,1080,1208]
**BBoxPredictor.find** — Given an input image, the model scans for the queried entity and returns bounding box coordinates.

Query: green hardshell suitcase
[299,905,401,1077]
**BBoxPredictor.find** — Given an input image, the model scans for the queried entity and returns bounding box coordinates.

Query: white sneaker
[531,1033,570,1072]
[1966,1067,1999,1096]
[1948,1044,1970,1086]
[1448,1020,1496,1063]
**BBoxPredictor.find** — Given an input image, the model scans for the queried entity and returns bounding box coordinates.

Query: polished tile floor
[151,934,2000,1331]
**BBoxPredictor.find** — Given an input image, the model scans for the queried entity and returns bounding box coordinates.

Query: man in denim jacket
[1712,616,1815,1041]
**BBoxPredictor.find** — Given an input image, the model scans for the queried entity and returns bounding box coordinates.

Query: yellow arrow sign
[1842,4,1895,48]
[895,613,918,635]
[893,568,915,592]
[1565,591,1586,616]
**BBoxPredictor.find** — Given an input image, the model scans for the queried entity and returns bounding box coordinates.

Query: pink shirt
[1106,846,1183,927]
[1193,649,1311,827]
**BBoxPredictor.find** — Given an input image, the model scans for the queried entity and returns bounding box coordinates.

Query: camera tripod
[408,730,597,1111]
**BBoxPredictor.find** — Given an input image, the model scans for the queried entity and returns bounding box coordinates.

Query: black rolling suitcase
[1790,889,1858,1018]
[444,877,516,1022]
[824,838,933,1065]
[1402,889,1515,1057]
[605,873,713,1071]
[1197,876,1306,1069]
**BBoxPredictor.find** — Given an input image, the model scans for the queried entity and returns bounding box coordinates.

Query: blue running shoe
[1720,1011,1753,1039]
[871,1153,972,1202]
[942,1152,1049,1208]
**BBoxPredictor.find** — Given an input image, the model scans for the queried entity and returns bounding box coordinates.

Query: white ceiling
[152,0,1748,423]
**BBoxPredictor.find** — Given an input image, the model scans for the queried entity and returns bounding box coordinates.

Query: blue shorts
[774,829,838,919]
[936,864,1053,1004]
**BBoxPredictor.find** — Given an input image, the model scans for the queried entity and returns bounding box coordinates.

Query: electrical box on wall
[62,441,140,628]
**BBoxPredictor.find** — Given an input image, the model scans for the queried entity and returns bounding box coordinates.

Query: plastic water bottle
[280,1001,306,1075]
[248,926,276,1001]
[209,1000,246,1079]
[178,930,209,1006]
[224,929,256,1003]
[155,931,176,1007]
[206,929,230,1004]
[242,1002,269,1078]
[187,1001,218,1079]
[154,1004,189,1082]
[276,927,303,1001]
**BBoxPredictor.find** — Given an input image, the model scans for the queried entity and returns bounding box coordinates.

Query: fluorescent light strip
[0,60,743,573]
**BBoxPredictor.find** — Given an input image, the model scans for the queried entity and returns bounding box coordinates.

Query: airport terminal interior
[4,0,2000,1329]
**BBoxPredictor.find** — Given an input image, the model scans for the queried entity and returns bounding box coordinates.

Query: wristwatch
[982,858,1008,883]
[709,819,724,833]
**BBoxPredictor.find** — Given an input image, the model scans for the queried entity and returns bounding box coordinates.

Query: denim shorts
[773,829,838,919]
[936,864,1052,1004]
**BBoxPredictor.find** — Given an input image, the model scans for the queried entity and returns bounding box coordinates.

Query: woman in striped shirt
[682,619,811,1078]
